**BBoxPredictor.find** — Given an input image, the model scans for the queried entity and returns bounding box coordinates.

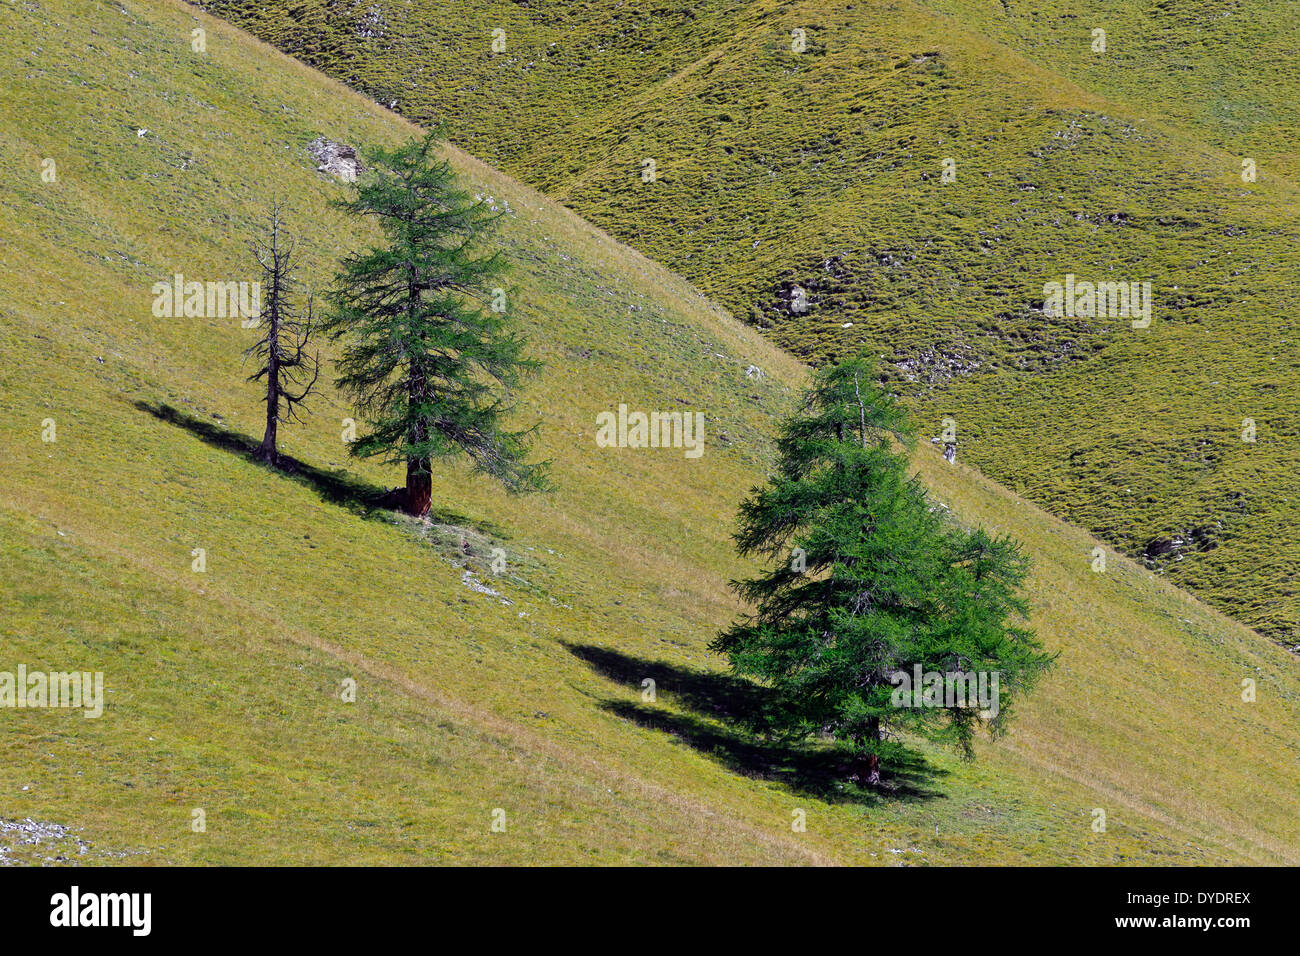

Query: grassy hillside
[923,0,1300,183]
[0,0,1297,865]
[200,0,1300,645]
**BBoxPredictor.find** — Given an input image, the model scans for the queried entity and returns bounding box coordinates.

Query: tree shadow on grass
[133,400,475,526]
[565,643,946,805]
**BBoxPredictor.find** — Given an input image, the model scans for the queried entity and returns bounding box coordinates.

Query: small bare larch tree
[246,204,319,465]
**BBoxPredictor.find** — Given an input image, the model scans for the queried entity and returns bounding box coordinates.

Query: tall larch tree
[712,357,1054,786]
[323,129,547,516]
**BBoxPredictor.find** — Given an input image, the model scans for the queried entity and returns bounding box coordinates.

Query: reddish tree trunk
[865,753,881,786]
[403,338,431,517]
[852,752,881,787]
[405,460,432,517]
[853,717,882,787]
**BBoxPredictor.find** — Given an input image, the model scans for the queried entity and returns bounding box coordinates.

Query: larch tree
[712,357,1054,786]
[323,129,547,516]
[246,204,319,465]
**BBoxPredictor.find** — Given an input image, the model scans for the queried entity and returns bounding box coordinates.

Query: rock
[0,817,92,863]
[308,137,363,183]
[1143,537,1177,560]
[354,5,385,39]
[461,570,512,604]
[1144,524,1220,565]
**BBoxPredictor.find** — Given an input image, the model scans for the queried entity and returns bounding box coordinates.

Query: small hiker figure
[943,442,956,464]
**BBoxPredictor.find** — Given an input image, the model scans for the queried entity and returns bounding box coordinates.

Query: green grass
[0,0,1296,865]
[199,0,1300,644]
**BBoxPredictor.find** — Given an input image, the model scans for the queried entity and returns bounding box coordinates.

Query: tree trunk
[404,334,431,516]
[257,386,278,465]
[853,717,883,787]
[405,459,432,517]
[851,752,881,787]
[865,753,881,786]
[257,286,281,465]
[257,424,277,464]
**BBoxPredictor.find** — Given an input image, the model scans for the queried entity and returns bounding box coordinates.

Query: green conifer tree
[324,129,547,516]
[712,358,1054,785]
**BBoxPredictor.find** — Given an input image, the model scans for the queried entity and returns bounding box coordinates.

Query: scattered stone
[0,817,92,866]
[354,5,385,39]
[461,570,512,605]
[473,193,513,214]
[1142,523,1221,566]
[308,137,363,183]
[893,344,982,384]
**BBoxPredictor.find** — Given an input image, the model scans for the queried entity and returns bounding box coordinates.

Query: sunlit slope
[920,0,1300,183]
[203,0,1300,644]
[0,0,1295,865]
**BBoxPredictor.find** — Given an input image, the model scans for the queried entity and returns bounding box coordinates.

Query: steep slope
[921,0,1300,183]
[202,0,1300,645]
[0,0,1297,865]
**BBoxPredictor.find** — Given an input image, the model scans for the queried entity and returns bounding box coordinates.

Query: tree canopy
[712,357,1054,784]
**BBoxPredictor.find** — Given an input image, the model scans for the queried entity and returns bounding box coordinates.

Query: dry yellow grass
[0,0,1294,865]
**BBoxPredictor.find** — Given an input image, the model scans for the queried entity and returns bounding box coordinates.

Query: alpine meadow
[205,0,1300,646]
[0,0,1297,902]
